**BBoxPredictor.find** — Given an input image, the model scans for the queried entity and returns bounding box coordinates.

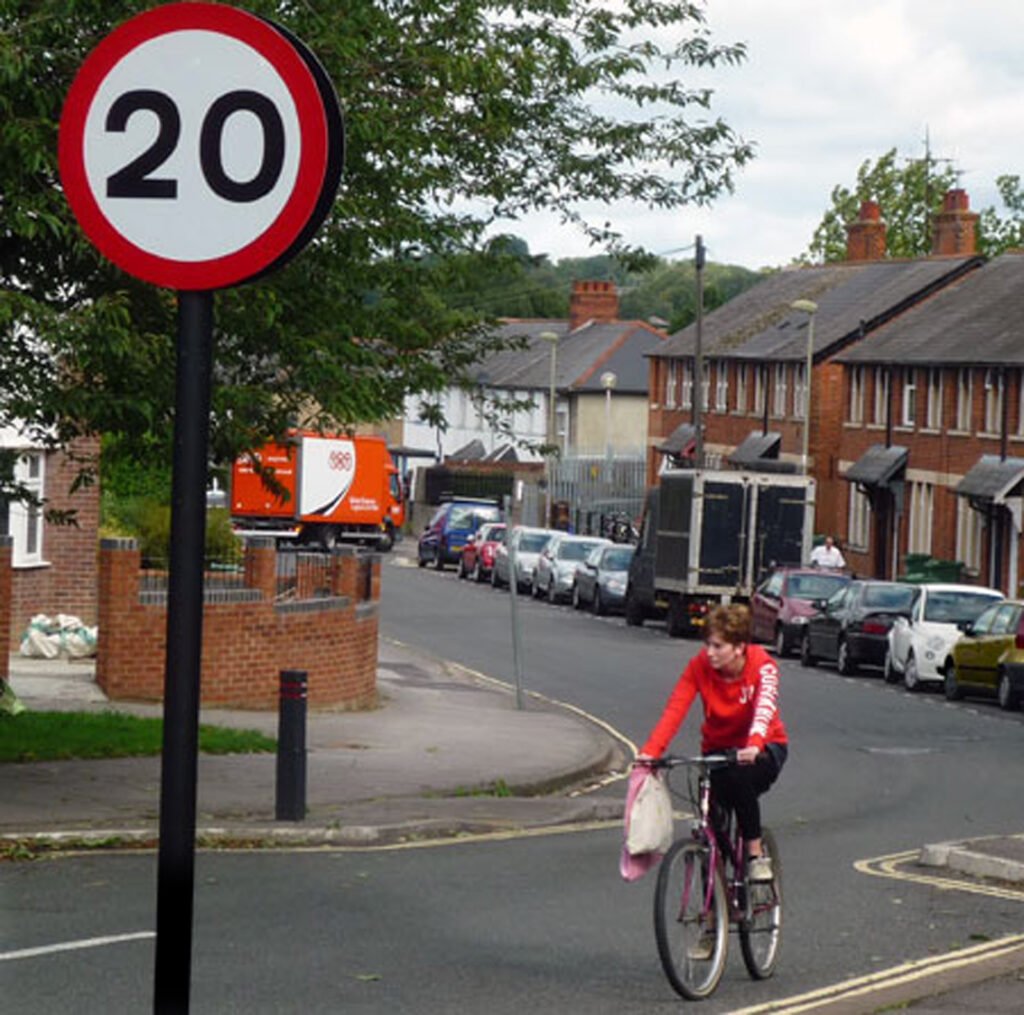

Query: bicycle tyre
[654,839,729,1000]
[739,827,783,980]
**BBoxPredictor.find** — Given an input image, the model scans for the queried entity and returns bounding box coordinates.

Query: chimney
[845,200,887,261]
[569,280,619,331]
[932,188,979,256]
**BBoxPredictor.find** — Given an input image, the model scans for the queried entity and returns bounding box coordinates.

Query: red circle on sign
[58,3,329,289]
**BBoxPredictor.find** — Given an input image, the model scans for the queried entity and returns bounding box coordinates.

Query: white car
[885,583,1003,691]
[491,526,556,593]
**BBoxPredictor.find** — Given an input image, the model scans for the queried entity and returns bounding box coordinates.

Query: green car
[945,598,1024,710]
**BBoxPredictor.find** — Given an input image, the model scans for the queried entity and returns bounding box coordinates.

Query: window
[848,367,864,424]
[4,451,45,566]
[1018,369,1024,437]
[956,369,972,431]
[715,361,728,411]
[700,361,710,412]
[664,361,678,409]
[901,368,917,427]
[680,361,693,410]
[848,483,870,550]
[907,481,934,555]
[735,364,748,414]
[956,498,984,574]
[872,367,889,425]
[926,369,943,430]
[984,368,1003,434]
[753,366,767,415]
[793,363,808,419]
[772,364,788,417]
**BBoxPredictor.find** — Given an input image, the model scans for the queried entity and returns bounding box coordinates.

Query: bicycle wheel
[654,839,729,1000]
[739,828,783,980]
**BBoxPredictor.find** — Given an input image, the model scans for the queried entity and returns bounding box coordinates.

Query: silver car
[491,526,556,592]
[533,534,610,603]
[574,543,635,614]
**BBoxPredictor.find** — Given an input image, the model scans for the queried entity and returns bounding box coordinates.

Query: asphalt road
[4,558,1024,1013]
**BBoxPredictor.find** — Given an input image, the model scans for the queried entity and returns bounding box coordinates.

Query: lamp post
[790,299,818,475]
[539,330,559,526]
[601,371,617,505]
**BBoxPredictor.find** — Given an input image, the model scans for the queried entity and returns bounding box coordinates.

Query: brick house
[1,430,100,650]
[386,281,666,467]
[645,190,1024,589]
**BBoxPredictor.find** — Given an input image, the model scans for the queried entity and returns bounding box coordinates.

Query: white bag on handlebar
[625,770,673,856]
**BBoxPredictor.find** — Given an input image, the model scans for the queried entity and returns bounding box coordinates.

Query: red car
[458,522,506,582]
[751,567,853,657]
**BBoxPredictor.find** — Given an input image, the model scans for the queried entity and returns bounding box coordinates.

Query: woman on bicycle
[636,603,788,881]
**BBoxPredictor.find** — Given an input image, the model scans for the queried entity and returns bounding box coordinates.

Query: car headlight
[606,578,625,592]
[790,615,808,625]
[926,635,945,652]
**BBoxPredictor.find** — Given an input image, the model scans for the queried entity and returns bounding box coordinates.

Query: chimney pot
[569,279,619,331]
[932,188,978,256]
[845,200,887,262]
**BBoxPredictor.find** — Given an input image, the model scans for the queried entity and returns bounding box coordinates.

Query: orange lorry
[230,432,405,550]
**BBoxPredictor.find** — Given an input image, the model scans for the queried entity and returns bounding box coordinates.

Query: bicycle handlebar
[640,749,738,770]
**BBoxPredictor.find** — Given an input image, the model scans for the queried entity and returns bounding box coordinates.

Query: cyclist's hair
[705,604,752,645]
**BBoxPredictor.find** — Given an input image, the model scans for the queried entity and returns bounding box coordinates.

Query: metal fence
[549,454,647,535]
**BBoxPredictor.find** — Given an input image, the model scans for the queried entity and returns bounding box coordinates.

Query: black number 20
[105,89,285,203]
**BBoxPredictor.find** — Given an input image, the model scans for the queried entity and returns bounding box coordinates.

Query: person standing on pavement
[635,604,788,881]
[809,535,846,569]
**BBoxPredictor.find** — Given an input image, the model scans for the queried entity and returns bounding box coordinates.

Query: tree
[0,0,753,499]
[803,148,1024,264]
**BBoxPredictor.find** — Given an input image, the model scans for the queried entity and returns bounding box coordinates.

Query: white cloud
[495,1,1024,270]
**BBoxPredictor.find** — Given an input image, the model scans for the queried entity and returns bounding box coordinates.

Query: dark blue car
[417,498,502,570]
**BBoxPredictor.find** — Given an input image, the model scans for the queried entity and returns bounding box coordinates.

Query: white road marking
[0,931,154,962]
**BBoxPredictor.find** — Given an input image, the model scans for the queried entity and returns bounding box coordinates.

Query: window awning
[729,431,781,467]
[657,422,696,457]
[956,455,1024,504]
[844,445,908,488]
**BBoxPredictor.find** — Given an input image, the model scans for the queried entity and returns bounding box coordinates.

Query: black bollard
[276,669,308,821]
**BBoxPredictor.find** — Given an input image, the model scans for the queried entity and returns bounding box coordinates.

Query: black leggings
[709,743,787,843]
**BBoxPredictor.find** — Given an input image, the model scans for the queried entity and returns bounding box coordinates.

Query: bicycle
[645,752,783,1000]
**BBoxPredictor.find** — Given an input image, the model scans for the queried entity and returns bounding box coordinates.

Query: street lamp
[601,370,617,464]
[539,330,559,526]
[790,299,818,475]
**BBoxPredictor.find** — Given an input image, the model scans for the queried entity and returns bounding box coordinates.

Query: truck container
[625,468,815,636]
[230,432,405,550]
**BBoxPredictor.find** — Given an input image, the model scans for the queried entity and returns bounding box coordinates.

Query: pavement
[4,577,1024,1011]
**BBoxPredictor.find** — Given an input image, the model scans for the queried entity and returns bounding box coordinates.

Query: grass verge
[0,711,275,763]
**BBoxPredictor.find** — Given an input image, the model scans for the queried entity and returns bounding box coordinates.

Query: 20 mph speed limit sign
[59,3,343,290]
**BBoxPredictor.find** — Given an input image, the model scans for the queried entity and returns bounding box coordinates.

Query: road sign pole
[154,290,214,1014]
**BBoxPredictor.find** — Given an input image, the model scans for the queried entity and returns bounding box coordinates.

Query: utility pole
[694,235,705,469]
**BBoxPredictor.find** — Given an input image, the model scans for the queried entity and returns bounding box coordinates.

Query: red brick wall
[96,539,379,710]
[8,437,100,649]
[569,280,619,331]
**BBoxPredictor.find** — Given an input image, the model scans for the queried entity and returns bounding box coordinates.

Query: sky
[497,0,1024,272]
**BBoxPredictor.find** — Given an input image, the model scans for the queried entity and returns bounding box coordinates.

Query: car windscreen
[559,540,603,561]
[863,585,915,610]
[602,547,634,570]
[787,574,849,600]
[923,591,1002,623]
[519,533,551,552]
[449,505,500,529]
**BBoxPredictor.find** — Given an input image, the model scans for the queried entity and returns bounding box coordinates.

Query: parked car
[457,522,506,582]
[801,580,915,675]
[417,498,501,570]
[885,583,1004,691]
[533,533,610,603]
[491,526,556,592]
[944,598,1024,709]
[574,543,635,615]
[751,567,853,657]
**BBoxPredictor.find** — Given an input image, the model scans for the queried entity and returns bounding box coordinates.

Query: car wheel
[417,552,427,568]
[433,545,445,571]
[547,580,558,604]
[944,662,964,701]
[774,625,788,658]
[997,670,1020,711]
[903,653,920,692]
[883,648,898,684]
[457,556,467,579]
[572,584,582,610]
[837,638,857,676]
[491,566,501,589]
[592,588,605,616]
[800,631,816,668]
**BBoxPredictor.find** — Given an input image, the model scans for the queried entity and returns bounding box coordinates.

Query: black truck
[625,468,816,636]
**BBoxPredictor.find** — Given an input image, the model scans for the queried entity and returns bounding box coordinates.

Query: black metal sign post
[153,291,214,1013]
